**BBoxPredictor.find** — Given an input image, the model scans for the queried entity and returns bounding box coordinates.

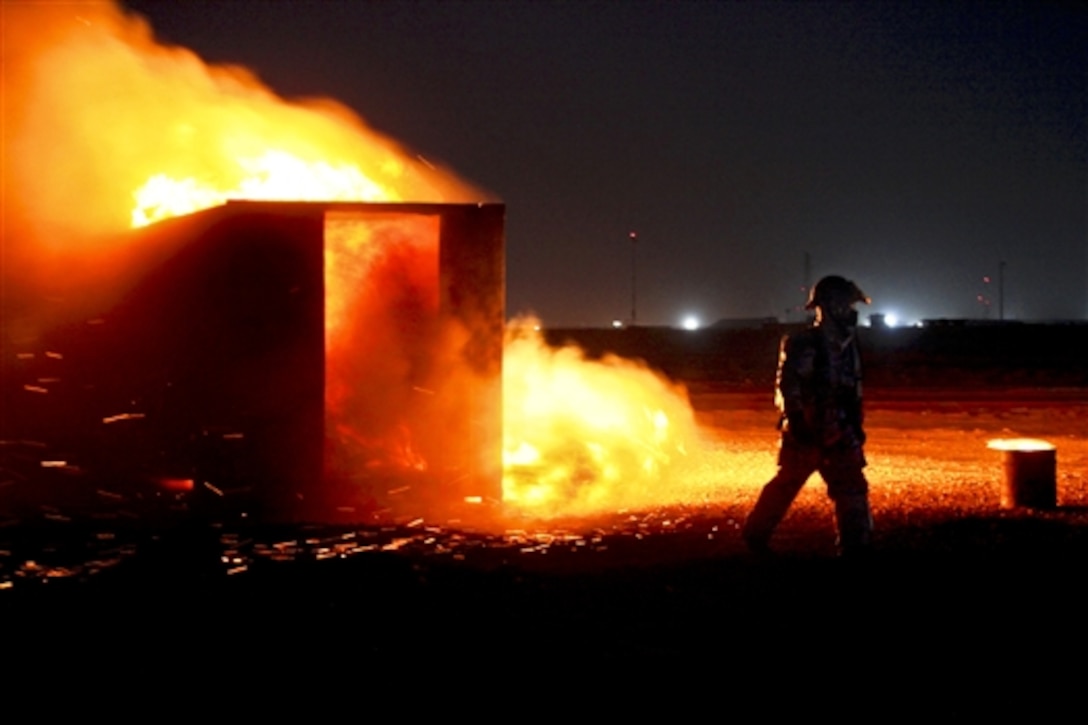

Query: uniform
[742,276,873,556]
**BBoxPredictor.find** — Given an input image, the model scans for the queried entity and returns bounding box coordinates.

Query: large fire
[3,2,740,519]
[131,151,401,228]
[2,1,480,289]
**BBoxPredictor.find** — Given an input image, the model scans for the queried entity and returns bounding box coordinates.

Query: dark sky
[122,0,1085,326]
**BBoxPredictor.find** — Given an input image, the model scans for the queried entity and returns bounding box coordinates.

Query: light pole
[999,259,1006,321]
[629,231,638,326]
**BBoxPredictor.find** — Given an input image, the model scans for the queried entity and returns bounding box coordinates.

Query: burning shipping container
[30,200,505,522]
[3,2,710,525]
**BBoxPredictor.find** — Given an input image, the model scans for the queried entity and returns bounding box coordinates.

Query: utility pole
[629,231,638,326]
[999,259,1006,321]
[801,251,812,319]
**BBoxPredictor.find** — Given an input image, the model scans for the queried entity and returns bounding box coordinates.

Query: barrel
[988,439,1057,509]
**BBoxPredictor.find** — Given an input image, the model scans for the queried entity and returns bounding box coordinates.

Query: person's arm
[775,333,817,442]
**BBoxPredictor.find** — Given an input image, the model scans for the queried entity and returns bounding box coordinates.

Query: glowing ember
[155,477,196,493]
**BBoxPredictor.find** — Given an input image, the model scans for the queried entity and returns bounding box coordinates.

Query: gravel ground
[5,388,1087,688]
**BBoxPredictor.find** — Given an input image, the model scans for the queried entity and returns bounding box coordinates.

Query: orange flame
[3,2,484,254]
[131,146,402,227]
[4,2,751,519]
[323,211,446,477]
[502,319,737,517]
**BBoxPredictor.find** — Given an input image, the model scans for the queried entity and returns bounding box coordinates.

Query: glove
[786,411,815,445]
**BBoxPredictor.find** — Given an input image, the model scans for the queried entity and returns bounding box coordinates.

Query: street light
[629,231,638,326]
[999,259,1006,321]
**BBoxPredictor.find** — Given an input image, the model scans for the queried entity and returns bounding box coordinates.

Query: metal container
[988,439,1057,509]
[98,200,506,521]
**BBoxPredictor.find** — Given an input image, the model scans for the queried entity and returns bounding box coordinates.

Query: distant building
[710,317,781,330]
[922,318,1022,328]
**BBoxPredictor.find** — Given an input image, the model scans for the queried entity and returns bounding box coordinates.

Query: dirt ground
[5,386,1088,685]
[694,387,1088,549]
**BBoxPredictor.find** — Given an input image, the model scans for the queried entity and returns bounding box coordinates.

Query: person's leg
[821,452,873,556]
[742,460,814,552]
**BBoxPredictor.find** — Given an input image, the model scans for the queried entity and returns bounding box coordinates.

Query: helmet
[805,275,870,311]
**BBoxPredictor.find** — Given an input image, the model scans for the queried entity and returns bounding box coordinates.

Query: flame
[4,2,749,520]
[131,149,401,228]
[3,2,484,266]
[502,319,727,517]
[323,211,444,476]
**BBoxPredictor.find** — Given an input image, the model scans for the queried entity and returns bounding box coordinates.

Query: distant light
[507,318,542,332]
[611,319,624,329]
[885,313,899,327]
[681,315,700,330]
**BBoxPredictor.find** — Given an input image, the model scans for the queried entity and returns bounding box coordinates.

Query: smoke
[1,1,487,339]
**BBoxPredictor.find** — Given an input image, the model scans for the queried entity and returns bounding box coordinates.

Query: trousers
[743,436,873,555]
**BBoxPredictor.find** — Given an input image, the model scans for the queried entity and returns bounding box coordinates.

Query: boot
[834,492,873,557]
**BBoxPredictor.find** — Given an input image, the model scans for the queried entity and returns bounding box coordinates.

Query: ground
[5,386,1087,681]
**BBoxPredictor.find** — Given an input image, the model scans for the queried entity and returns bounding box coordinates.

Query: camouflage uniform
[743,280,873,556]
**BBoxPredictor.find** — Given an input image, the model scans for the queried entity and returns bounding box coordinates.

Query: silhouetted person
[743,275,873,557]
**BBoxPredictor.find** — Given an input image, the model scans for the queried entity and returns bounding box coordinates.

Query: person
[742,274,874,557]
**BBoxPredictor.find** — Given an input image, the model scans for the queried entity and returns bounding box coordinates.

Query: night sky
[120,1,1085,326]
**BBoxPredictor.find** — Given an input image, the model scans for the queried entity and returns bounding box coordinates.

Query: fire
[322,211,445,477]
[3,2,482,262]
[502,320,724,517]
[132,150,401,228]
[4,1,742,520]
